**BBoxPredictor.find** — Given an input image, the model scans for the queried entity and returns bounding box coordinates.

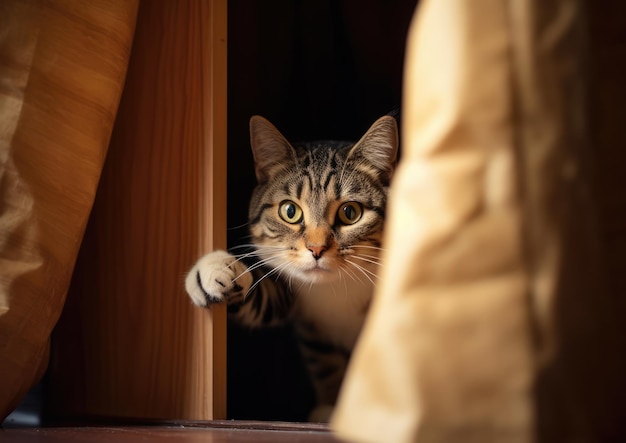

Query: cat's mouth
[283,254,339,282]
[308,264,331,273]
[298,262,337,282]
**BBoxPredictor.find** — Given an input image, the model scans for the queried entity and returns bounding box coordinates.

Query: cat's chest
[294,280,373,350]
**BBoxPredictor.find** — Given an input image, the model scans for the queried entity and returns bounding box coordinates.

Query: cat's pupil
[286,204,296,219]
[344,205,356,220]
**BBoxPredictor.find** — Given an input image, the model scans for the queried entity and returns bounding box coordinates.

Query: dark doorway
[226,0,420,421]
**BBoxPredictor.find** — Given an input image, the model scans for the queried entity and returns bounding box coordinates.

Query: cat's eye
[278,200,303,224]
[337,202,363,225]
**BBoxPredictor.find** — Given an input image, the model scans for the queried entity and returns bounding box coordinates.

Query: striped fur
[185,115,397,421]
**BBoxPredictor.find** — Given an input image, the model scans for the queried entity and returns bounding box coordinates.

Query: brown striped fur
[185,115,397,421]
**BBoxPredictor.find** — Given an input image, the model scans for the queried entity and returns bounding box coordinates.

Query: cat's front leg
[185,250,252,307]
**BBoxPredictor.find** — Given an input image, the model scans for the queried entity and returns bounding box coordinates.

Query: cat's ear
[249,115,297,183]
[347,115,398,183]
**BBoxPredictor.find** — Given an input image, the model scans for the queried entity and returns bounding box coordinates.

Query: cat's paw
[185,250,252,307]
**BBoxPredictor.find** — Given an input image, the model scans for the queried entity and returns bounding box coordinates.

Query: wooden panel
[47,0,227,420]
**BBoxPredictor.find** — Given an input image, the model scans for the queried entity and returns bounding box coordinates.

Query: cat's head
[247,115,398,285]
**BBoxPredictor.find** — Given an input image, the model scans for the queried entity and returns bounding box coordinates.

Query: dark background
[226,0,420,421]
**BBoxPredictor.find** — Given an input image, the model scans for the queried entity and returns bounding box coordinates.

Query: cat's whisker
[287,274,295,293]
[232,245,286,259]
[340,269,349,297]
[228,244,258,251]
[350,255,383,267]
[240,244,285,250]
[348,259,379,279]
[227,245,269,264]
[229,252,266,269]
[338,262,361,285]
[336,268,353,299]
[230,253,286,283]
[238,234,254,242]
[352,245,385,252]
[274,263,293,286]
[345,259,378,286]
[351,252,383,260]
[230,249,284,267]
[238,255,282,276]
[338,260,364,295]
[229,244,286,256]
[244,262,290,299]
[337,266,354,279]
[227,221,251,231]
[230,251,259,265]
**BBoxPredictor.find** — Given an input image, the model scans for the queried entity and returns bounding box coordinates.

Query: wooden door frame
[48,0,228,421]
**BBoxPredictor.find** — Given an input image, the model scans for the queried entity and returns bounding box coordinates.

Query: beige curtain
[333,0,625,441]
[0,0,138,420]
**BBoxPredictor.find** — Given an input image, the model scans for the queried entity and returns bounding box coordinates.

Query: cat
[185,114,398,422]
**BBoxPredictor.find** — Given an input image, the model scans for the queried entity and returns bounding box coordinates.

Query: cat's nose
[307,244,327,259]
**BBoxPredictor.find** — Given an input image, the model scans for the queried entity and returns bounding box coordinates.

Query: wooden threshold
[0,420,340,443]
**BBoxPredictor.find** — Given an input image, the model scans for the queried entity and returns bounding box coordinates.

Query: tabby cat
[185,114,398,422]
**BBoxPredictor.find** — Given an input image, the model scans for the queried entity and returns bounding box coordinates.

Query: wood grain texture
[47,0,227,421]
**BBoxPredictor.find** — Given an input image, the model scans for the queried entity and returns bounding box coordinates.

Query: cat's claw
[185,250,251,307]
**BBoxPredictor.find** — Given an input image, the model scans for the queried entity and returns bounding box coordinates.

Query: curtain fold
[332,0,621,441]
[0,0,138,420]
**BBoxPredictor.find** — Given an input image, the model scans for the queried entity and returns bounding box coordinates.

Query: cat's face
[247,116,398,285]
